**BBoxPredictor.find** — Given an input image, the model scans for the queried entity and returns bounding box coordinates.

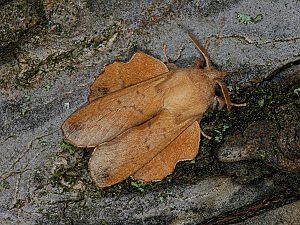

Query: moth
[62,33,245,188]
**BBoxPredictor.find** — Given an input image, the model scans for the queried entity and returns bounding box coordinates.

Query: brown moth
[62,33,245,188]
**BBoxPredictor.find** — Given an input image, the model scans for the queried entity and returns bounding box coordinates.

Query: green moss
[130,180,161,193]
[14,199,26,209]
[60,139,77,155]
[294,87,300,95]
[16,68,40,87]
[90,182,132,198]
[131,181,146,192]
[34,171,45,184]
[0,180,10,190]
[49,139,90,192]
[100,219,108,225]
[253,14,264,23]
[236,12,264,24]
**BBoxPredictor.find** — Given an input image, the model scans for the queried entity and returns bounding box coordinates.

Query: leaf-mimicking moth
[62,33,245,188]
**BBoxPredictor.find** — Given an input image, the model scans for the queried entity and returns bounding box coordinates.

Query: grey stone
[218,65,300,171]
[0,0,44,50]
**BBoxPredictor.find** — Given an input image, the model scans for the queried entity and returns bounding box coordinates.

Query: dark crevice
[201,193,300,225]
[262,59,300,84]
[0,0,12,6]
[0,0,48,55]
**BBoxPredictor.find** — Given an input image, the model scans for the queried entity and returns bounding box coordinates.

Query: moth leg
[214,96,226,110]
[215,96,246,110]
[163,45,177,70]
[232,102,247,107]
[197,116,212,140]
[163,44,169,65]
[204,40,209,50]
[200,127,212,140]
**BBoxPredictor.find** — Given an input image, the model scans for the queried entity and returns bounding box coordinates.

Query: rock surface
[218,65,300,171]
[0,0,300,224]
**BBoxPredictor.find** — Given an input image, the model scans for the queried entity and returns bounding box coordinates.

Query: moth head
[205,68,232,111]
[205,69,227,81]
[214,72,232,111]
[188,33,232,110]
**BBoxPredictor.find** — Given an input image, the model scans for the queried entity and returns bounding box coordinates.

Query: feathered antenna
[188,32,211,70]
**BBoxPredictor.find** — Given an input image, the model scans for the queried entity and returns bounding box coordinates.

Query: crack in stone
[0,131,57,180]
[211,34,300,46]
[0,135,16,144]
[10,173,22,209]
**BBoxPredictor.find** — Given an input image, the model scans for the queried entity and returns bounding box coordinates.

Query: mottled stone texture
[0,0,300,224]
[0,0,44,50]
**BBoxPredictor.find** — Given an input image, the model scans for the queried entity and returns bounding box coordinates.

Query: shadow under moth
[62,33,245,188]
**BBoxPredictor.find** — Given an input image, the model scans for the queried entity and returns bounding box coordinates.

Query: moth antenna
[216,80,232,111]
[204,40,209,50]
[188,32,211,70]
[163,44,169,65]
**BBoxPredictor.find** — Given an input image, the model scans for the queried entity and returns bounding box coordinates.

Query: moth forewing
[132,121,200,182]
[62,74,167,148]
[89,111,196,188]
